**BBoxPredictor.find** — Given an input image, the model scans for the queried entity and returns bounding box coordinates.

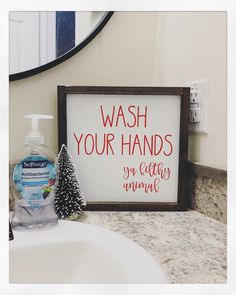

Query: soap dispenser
[10,114,58,230]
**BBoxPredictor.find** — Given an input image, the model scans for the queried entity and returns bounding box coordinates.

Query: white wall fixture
[185,79,210,134]
[10,12,40,73]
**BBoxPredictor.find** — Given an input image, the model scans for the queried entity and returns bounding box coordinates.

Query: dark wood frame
[58,86,190,211]
[9,12,114,81]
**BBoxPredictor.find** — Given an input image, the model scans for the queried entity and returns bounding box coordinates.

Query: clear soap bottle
[10,114,58,230]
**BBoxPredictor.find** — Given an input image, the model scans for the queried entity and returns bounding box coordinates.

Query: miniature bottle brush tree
[54,144,86,220]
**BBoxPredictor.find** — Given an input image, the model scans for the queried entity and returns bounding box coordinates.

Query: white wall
[76,11,105,44]
[9,12,226,170]
[155,12,227,170]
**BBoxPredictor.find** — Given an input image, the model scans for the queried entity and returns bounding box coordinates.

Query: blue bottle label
[13,156,56,208]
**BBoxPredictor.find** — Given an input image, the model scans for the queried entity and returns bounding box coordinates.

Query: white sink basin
[9,220,169,283]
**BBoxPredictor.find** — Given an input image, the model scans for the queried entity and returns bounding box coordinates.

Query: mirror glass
[10,11,108,75]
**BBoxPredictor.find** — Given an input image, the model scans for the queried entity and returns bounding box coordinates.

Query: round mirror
[9,11,113,81]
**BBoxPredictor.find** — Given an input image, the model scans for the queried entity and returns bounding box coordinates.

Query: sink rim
[10,220,170,283]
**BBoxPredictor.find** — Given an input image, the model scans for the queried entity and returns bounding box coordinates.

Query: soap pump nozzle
[24,114,53,145]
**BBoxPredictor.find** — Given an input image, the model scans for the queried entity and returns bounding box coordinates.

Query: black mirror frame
[9,12,114,81]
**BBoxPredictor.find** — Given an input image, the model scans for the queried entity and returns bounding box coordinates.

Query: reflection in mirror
[10,11,108,75]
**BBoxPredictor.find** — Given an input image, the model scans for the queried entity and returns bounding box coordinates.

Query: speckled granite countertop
[77,210,226,284]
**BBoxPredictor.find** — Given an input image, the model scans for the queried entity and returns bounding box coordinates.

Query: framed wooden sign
[58,86,190,211]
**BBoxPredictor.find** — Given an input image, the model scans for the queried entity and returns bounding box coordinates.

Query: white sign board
[58,86,190,211]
